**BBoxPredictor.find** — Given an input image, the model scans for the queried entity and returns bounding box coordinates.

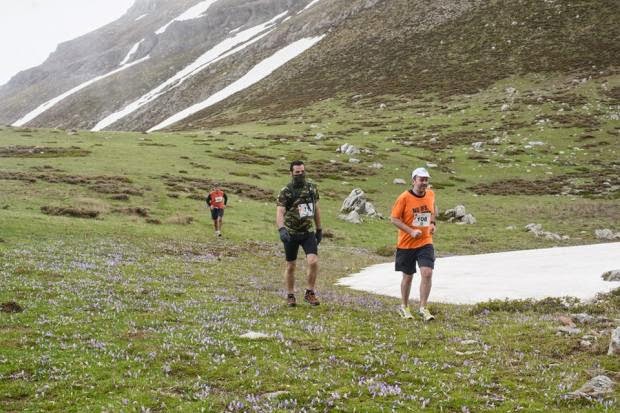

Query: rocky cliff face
[1,0,618,132]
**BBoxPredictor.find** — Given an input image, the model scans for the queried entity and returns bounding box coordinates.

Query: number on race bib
[215,196,224,203]
[298,203,314,219]
[413,212,431,227]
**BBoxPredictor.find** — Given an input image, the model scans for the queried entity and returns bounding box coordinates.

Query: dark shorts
[283,232,318,261]
[210,208,224,220]
[395,244,435,275]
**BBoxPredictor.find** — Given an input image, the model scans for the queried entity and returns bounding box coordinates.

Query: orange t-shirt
[391,189,435,249]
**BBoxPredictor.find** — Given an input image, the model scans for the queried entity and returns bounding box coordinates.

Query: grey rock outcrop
[338,143,360,155]
[339,188,381,223]
[525,223,569,240]
[602,270,620,281]
[609,327,620,355]
[393,178,406,185]
[443,205,475,224]
[565,375,615,399]
[595,229,620,240]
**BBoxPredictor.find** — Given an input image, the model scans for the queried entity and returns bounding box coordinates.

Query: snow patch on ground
[337,243,620,304]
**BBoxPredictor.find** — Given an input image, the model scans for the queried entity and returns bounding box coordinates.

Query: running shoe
[398,306,414,319]
[304,289,320,306]
[287,294,296,307]
[418,307,435,322]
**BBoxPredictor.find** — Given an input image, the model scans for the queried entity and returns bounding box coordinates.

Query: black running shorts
[210,208,224,220]
[283,232,318,261]
[395,244,435,275]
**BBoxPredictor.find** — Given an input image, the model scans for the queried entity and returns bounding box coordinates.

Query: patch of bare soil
[280,159,376,181]
[0,146,90,158]
[469,168,619,198]
[113,207,149,217]
[157,240,278,259]
[0,170,143,196]
[41,205,100,218]
[214,148,276,165]
[1,301,23,313]
[161,175,274,202]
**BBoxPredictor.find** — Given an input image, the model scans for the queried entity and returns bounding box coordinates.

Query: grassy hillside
[0,70,618,410]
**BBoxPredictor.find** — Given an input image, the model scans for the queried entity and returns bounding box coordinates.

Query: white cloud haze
[0,0,134,86]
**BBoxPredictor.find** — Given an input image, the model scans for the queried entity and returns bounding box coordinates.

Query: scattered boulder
[338,143,360,155]
[524,223,569,240]
[471,142,484,150]
[557,315,576,328]
[609,327,620,355]
[442,205,475,224]
[500,103,510,112]
[348,158,360,163]
[602,270,620,281]
[369,162,383,169]
[339,188,382,223]
[595,229,620,240]
[314,133,324,140]
[572,313,595,324]
[459,214,477,225]
[393,178,406,185]
[565,375,615,399]
[240,331,270,340]
[557,326,581,335]
[339,210,362,224]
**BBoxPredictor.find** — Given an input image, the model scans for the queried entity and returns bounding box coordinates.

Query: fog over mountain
[1,0,617,132]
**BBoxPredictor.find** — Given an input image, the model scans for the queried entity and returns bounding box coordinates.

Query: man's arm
[390,216,421,238]
[276,206,286,229]
[313,201,321,230]
[432,201,438,233]
[224,193,228,206]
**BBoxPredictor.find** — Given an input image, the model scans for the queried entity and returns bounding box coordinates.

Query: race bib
[413,212,431,227]
[298,203,314,219]
[215,196,224,203]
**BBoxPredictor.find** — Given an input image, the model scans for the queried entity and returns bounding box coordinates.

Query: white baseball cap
[411,167,431,179]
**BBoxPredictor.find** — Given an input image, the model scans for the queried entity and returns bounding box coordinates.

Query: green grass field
[1,73,618,411]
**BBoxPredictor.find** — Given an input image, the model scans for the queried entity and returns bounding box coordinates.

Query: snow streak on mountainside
[148,34,325,132]
[92,11,288,131]
[155,0,218,34]
[11,56,150,127]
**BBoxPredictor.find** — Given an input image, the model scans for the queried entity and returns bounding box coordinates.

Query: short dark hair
[289,160,304,172]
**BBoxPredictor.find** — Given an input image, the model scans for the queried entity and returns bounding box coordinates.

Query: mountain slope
[0,0,618,132]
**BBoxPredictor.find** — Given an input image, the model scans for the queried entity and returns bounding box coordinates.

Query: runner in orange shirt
[390,167,437,321]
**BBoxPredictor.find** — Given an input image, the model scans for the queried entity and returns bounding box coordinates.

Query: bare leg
[419,267,433,307]
[285,261,296,294]
[401,273,413,307]
[217,217,223,232]
[306,254,318,290]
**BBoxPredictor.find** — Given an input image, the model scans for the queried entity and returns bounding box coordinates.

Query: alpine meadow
[0,0,619,412]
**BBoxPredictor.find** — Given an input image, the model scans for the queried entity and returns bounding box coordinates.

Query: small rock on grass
[240,331,270,340]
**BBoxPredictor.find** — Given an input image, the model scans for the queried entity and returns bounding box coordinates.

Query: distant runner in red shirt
[206,185,228,237]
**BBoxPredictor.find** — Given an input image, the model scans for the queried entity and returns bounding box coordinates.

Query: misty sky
[0,0,134,86]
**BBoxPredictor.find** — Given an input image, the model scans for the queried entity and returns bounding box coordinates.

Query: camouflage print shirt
[277,180,320,234]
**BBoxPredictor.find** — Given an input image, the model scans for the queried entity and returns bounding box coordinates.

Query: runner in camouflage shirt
[276,160,322,307]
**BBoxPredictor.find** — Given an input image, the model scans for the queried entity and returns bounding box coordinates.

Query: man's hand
[315,228,323,245]
[409,229,422,238]
[278,227,291,243]
[430,222,436,234]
